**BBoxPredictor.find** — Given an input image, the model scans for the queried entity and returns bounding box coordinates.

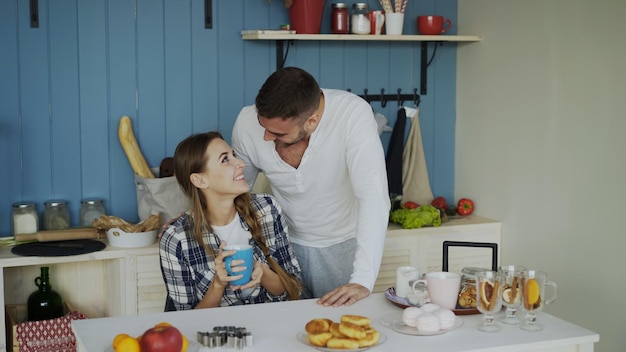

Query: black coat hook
[413,88,421,107]
[380,88,387,108]
[363,88,370,103]
[397,88,404,106]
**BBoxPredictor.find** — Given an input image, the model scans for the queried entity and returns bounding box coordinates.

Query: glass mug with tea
[475,270,504,332]
[519,270,558,331]
[498,264,527,324]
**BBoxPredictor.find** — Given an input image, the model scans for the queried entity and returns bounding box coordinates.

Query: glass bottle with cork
[27,266,64,321]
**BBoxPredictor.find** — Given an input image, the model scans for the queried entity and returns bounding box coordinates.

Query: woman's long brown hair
[173,132,301,300]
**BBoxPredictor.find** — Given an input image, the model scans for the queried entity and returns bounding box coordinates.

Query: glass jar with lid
[457,267,489,309]
[80,198,106,227]
[12,202,39,235]
[43,200,71,230]
[351,3,370,34]
[331,3,349,34]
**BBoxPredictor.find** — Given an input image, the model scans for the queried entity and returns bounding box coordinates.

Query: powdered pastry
[402,306,424,328]
[432,308,456,329]
[421,303,441,313]
[416,312,440,332]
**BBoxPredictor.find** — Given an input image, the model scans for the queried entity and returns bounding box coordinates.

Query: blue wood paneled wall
[0,0,458,236]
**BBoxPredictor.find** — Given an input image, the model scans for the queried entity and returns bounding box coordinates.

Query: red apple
[139,325,183,352]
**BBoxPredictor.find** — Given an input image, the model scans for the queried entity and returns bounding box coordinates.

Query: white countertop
[71,292,598,352]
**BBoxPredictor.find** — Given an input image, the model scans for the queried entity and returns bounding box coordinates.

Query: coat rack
[347,88,421,107]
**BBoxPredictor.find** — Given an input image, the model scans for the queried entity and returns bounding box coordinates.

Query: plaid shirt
[159,194,301,310]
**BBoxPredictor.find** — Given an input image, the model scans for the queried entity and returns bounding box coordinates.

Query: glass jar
[351,3,370,34]
[457,267,488,309]
[331,3,349,34]
[12,202,39,235]
[80,198,105,227]
[43,200,71,230]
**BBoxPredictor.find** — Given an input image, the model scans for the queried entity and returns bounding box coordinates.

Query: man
[232,67,390,307]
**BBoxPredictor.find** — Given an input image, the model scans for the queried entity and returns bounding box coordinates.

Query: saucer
[385,287,480,315]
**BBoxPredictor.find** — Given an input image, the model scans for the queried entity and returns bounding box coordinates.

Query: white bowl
[106,228,157,248]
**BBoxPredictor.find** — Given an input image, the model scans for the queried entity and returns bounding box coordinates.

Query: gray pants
[292,238,356,299]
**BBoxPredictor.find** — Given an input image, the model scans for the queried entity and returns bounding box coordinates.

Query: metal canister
[457,267,488,309]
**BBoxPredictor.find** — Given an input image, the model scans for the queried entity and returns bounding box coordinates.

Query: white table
[71,292,598,351]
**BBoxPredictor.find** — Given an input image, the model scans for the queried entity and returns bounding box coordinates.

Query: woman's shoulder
[161,213,192,242]
[250,193,282,212]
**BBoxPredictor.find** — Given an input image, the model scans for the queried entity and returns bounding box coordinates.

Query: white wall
[457,1,626,351]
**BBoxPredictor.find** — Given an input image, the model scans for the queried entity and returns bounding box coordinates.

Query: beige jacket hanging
[402,107,434,205]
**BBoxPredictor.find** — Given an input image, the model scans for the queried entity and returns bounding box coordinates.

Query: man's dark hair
[255,67,320,120]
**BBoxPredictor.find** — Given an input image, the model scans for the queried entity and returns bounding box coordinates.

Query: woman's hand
[231,261,263,291]
[213,241,237,289]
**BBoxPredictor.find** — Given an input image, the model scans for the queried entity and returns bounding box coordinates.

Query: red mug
[369,10,385,35]
[417,15,453,35]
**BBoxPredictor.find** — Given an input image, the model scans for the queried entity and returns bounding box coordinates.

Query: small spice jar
[331,3,349,34]
[12,202,39,235]
[457,267,488,309]
[43,200,71,230]
[351,3,370,34]
[79,198,106,227]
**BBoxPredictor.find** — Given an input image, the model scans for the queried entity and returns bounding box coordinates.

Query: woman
[160,132,301,310]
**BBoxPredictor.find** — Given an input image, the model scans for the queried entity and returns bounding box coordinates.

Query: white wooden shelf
[241,32,482,42]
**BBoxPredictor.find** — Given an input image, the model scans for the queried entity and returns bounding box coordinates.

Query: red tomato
[431,196,448,210]
[402,201,419,209]
[457,198,475,216]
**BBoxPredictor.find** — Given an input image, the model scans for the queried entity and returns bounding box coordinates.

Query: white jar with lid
[43,200,71,230]
[351,3,370,34]
[12,202,39,235]
[80,198,106,227]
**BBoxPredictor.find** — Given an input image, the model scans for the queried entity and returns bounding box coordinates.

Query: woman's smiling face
[197,138,249,196]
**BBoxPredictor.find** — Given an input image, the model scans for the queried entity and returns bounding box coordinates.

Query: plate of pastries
[383,303,464,336]
[298,314,386,351]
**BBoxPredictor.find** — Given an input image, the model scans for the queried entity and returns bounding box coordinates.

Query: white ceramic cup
[411,271,461,309]
[385,12,404,35]
[395,266,420,298]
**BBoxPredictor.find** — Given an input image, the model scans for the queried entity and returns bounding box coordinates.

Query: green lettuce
[390,205,442,229]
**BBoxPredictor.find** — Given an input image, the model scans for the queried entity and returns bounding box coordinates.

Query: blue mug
[224,244,254,286]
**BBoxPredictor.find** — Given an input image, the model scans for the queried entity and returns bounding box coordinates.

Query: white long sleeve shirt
[232,89,390,291]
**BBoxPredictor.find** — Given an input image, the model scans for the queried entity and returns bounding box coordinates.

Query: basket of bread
[92,214,161,248]
[301,314,383,350]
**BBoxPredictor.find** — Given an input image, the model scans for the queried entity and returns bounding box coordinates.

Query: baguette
[118,115,155,178]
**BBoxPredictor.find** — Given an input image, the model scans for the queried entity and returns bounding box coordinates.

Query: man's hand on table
[317,283,370,307]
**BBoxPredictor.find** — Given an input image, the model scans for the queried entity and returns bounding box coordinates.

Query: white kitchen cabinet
[0,242,165,352]
[373,215,501,293]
